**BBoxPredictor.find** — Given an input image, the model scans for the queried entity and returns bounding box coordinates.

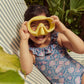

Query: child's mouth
[35,35,46,40]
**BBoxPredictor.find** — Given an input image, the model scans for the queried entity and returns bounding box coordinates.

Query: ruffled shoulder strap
[29,46,52,57]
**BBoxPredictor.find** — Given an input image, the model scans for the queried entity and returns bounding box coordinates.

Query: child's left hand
[51,15,67,33]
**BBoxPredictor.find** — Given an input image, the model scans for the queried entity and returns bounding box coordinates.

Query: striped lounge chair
[0,0,50,84]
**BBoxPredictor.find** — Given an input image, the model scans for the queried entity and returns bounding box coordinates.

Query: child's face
[29,14,51,45]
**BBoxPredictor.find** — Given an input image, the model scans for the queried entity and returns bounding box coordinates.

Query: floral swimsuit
[29,32,84,84]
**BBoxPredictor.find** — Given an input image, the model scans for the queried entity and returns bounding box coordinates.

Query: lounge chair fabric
[0,0,50,84]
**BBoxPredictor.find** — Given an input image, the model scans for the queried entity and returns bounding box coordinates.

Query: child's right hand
[19,21,30,41]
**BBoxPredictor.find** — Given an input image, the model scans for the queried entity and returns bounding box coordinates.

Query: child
[19,5,84,84]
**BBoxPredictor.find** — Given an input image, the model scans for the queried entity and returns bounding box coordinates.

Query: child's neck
[34,36,51,48]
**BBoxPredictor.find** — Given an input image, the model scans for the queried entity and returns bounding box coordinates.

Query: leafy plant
[70,0,84,12]
[0,46,20,72]
[25,0,44,6]
[46,0,84,35]
[0,70,24,84]
[0,46,24,84]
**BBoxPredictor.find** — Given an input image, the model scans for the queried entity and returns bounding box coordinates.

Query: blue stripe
[1,18,19,47]
[0,43,12,54]
[27,76,38,84]
[1,0,25,54]
[1,0,21,32]
[7,0,22,23]
[1,6,19,34]
[0,9,18,37]
[1,37,19,55]
[23,79,31,84]
[1,21,19,48]
[29,72,43,83]
[1,1,18,29]
[33,70,46,82]
[1,31,18,50]
[12,0,24,20]
[5,0,21,25]
[1,0,22,42]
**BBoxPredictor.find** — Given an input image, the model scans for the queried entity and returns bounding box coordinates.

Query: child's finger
[20,31,27,40]
[23,21,28,25]
[21,21,28,28]
[22,27,28,33]
[51,15,59,20]
[21,23,28,33]
[51,19,59,24]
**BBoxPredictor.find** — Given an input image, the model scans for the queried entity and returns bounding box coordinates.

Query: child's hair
[24,5,50,21]
[24,5,51,45]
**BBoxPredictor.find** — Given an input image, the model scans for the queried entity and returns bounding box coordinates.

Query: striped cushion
[1,0,25,54]
[0,0,50,84]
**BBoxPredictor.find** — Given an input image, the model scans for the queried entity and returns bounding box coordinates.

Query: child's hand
[51,15,67,33]
[19,21,30,41]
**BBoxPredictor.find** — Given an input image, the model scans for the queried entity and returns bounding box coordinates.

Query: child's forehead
[31,20,49,24]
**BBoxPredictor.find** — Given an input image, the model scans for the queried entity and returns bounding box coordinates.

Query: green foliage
[24,0,44,6]
[47,0,65,21]
[70,0,84,12]
[0,70,24,84]
[0,46,21,72]
[0,46,24,84]
[46,0,84,35]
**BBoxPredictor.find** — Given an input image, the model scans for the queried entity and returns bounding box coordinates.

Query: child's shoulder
[52,31,63,47]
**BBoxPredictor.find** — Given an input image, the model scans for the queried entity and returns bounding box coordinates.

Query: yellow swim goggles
[26,16,55,36]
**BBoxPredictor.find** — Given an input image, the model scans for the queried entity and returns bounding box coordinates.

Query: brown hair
[24,5,50,21]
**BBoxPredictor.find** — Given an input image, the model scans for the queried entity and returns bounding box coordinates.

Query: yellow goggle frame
[26,15,55,36]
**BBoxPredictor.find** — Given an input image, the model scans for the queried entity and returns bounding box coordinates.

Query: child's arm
[51,15,84,54]
[19,21,35,75]
[58,29,84,53]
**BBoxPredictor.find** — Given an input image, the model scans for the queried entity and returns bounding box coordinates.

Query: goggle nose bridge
[36,23,48,35]
[37,23,46,29]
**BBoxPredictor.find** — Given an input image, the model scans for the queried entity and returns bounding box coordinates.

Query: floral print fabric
[29,32,84,84]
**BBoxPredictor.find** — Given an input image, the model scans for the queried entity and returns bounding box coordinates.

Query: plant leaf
[0,46,21,72]
[70,0,84,12]
[0,70,24,84]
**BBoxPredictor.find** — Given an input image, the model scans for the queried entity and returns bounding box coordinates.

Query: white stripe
[13,0,25,20]
[33,70,48,83]
[1,24,19,50]
[1,34,19,55]
[1,36,17,54]
[27,73,42,83]
[1,0,25,43]
[32,70,45,82]
[8,0,23,23]
[18,71,35,84]
[1,0,22,35]
[0,43,13,54]
[0,16,19,46]
[1,0,26,43]
[1,2,20,35]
